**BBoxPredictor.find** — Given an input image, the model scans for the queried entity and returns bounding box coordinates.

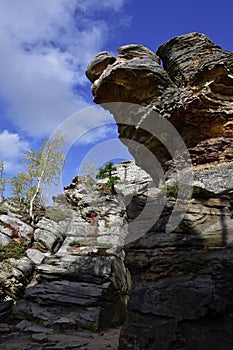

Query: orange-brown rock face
[86,44,172,105]
[86,32,233,193]
[86,33,233,350]
[87,33,233,143]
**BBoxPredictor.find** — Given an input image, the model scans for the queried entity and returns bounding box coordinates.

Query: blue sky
[0,0,232,196]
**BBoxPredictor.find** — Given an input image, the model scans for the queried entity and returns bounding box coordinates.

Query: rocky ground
[0,324,121,350]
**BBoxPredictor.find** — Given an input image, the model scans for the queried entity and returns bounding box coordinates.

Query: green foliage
[192,186,217,199]
[69,241,82,247]
[9,172,30,202]
[0,241,26,262]
[174,74,184,87]
[96,162,120,195]
[9,130,65,220]
[164,183,217,200]
[69,239,113,248]
[22,130,65,194]
[165,183,178,197]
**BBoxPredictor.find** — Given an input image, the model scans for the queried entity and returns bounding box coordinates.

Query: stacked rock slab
[86,33,233,349]
[8,175,132,333]
[0,162,151,349]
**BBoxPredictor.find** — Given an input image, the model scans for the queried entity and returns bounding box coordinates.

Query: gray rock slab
[26,248,47,264]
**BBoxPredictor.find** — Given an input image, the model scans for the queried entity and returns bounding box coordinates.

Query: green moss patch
[0,241,26,262]
[165,183,217,199]
[45,208,72,222]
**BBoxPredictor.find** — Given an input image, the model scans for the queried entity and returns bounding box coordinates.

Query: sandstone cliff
[86,33,233,349]
[86,32,233,192]
[0,32,233,350]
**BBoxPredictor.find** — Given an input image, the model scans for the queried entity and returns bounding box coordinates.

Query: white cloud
[0,0,128,138]
[76,0,126,12]
[76,125,117,145]
[54,105,116,146]
[0,130,29,173]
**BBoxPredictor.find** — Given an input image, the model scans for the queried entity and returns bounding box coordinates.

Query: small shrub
[160,183,178,198]
[166,183,178,197]
[192,186,216,199]
[163,184,216,200]
[174,74,184,87]
[96,162,120,195]
[69,241,82,247]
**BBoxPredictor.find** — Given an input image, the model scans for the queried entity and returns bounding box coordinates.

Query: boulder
[33,218,66,253]
[0,257,34,299]
[0,213,33,244]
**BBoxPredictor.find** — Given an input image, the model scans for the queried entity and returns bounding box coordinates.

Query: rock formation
[0,32,233,350]
[86,32,233,188]
[0,162,150,349]
[86,33,233,349]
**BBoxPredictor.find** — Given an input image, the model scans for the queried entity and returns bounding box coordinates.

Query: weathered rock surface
[0,213,33,246]
[0,257,34,299]
[89,44,172,105]
[87,33,233,349]
[33,217,66,253]
[0,326,121,350]
[117,193,233,349]
[87,32,233,179]
[1,164,153,348]
[20,254,130,331]
[1,32,233,350]
[1,160,233,349]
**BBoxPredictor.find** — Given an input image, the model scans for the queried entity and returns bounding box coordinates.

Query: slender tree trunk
[29,148,50,223]
[29,169,44,223]
[111,183,116,195]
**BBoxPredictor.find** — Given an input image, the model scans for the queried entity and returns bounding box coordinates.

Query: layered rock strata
[87,33,233,349]
[86,32,233,190]
[0,162,150,349]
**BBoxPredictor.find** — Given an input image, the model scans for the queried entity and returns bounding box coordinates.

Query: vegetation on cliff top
[0,131,65,222]
[96,162,120,195]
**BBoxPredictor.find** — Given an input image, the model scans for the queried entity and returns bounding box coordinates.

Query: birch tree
[9,172,29,203]
[22,131,65,222]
